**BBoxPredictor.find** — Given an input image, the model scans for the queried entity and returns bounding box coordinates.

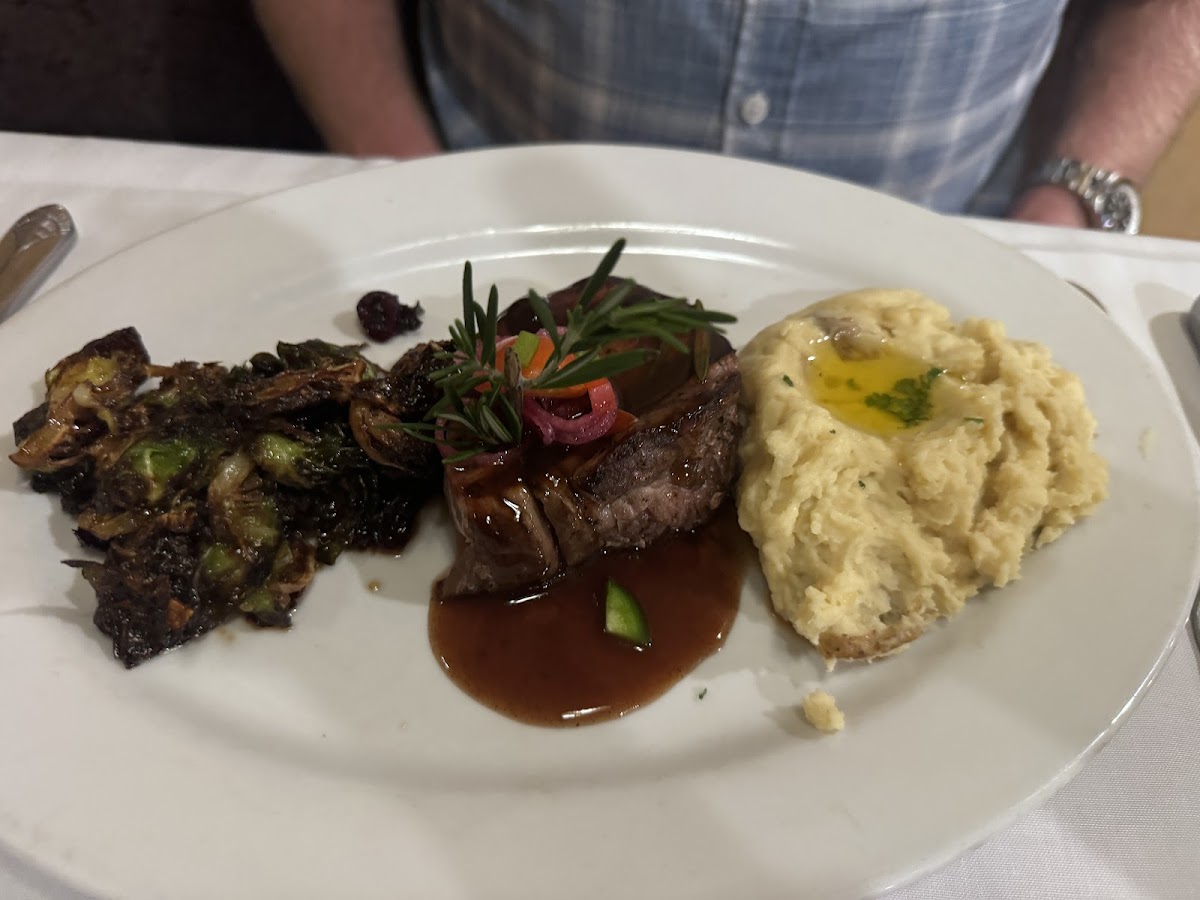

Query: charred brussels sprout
[198,543,245,584]
[11,327,443,666]
[251,428,346,488]
[120,438,200,503]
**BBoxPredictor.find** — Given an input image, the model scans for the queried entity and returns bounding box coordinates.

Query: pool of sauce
[429,503,748,727]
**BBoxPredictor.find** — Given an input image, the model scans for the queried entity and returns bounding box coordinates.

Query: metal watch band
[1030,157,1143,235]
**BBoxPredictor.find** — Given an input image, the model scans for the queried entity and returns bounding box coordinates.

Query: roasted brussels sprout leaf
[10,329,445,667]
[11,327,150,473]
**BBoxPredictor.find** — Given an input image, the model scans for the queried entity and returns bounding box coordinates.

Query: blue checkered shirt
[417,0,1067,215]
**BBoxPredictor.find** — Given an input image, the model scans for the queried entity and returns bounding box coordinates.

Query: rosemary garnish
[398,239,735,461]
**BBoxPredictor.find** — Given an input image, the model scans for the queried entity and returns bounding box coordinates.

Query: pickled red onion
[522,380,619,446]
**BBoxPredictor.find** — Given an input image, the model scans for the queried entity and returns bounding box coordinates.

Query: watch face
[1093,181,1142,234]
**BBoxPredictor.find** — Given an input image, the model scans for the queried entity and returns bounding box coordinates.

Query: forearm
[1053,0,1200,181]
[252,0,440,158]
[1013,0,1200,224]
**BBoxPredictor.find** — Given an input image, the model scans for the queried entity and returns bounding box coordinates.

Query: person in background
[253,0,1200,234]
[0,1,321,153]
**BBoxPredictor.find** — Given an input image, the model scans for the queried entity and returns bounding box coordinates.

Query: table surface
[2,131,1199,900]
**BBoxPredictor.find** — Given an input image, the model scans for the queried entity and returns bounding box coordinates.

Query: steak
[440,278,741,597]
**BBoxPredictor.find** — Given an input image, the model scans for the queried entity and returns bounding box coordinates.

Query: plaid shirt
[418,0,1067,215]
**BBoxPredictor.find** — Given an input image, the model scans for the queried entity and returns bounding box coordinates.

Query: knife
[1178,295,1200,654]
[1187,295,1200,357]
[0,204,77,323]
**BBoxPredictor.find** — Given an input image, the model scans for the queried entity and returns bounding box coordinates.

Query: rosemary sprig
[396,239,736,461]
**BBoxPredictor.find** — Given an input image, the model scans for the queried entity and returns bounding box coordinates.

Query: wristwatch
[1029,158,1143,234]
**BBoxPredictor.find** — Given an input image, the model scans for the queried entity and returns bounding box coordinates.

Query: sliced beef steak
[440,279,741,597]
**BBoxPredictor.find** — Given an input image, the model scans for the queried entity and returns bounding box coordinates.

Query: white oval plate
[0,145,1196,900]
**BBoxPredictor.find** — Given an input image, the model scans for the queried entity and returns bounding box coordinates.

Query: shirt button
[740,91,770,126]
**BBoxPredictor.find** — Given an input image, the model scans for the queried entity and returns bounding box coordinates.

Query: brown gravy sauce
[429,504,748,727]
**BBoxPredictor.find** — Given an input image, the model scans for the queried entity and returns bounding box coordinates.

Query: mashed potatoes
[802,690,845,733]
[737,289,1108,662]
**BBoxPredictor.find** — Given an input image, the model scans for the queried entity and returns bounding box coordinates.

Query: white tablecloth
[2,131,1199,900]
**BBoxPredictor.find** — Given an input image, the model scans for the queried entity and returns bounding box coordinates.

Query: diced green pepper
[513,331,540,368]
[604,579,652,648]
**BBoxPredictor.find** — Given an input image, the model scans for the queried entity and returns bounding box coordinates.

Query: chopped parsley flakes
[864,367,943,427]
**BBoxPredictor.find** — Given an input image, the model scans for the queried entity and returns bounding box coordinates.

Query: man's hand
[1009,184,1089,228]
[252,0,442,160]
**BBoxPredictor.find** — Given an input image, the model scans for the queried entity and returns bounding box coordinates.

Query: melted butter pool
[804,337,944,436]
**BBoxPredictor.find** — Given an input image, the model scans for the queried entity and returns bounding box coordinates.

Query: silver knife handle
[0,204,77,321]
[12,204,74,251]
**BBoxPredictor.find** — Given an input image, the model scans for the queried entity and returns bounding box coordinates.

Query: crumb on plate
[1138,427,1156,459]
[802,689,845,733]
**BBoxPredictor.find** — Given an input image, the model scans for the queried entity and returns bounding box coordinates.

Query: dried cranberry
[356,291,423,341]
